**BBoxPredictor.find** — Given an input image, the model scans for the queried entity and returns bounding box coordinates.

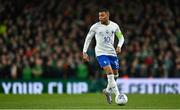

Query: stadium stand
[0,0,179,80]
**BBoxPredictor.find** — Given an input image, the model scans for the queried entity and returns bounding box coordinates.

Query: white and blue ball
[115,94,128,105]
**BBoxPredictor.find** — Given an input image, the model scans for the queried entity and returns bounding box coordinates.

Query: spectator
[0,0,179,80]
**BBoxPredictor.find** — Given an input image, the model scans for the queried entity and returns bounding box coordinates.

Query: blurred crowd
[0,0,179,80]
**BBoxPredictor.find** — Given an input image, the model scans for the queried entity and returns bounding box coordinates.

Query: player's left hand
[116,46,121,55]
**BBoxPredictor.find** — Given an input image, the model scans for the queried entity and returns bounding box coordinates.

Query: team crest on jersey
[106,30,109,34]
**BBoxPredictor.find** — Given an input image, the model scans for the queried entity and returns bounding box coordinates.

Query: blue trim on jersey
[96,55,120,70]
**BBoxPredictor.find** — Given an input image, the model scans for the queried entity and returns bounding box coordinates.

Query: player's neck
[101,20,110,25]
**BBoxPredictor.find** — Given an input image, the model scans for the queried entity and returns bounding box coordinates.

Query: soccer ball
[115,94,128,105]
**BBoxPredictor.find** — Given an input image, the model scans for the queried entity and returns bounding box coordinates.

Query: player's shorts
[96,55,119,70]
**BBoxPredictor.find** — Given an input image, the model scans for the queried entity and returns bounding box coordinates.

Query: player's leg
[103,65,120,96]
[107,56,120,94]
[107,70,119,94]
[97,55,114,92]
[97,55,113,104]
[102,65,113,92]
[102,65,113,104]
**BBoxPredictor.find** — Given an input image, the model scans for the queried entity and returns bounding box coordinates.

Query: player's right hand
[83,52,90,62]
[116,46,121,55]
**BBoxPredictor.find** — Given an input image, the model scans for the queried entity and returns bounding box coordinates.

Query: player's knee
[107,72,113,75]
[103,66,113,74]
[106,69,113,75]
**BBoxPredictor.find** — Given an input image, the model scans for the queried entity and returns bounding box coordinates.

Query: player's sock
[105,83,111,93]
[107,74,120,96]
[106,73,119,93]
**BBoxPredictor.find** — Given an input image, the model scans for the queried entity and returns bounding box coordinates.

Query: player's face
[99,12,109,24]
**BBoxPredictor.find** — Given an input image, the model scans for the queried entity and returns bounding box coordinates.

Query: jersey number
[104,36,110,43]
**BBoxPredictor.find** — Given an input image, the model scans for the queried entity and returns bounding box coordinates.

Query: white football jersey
[83,21,124,57]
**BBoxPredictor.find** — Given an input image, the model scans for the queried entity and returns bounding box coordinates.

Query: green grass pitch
[0,93,179,109]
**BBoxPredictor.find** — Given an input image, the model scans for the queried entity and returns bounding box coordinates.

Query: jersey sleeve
[115,25,124,48]
[83,25,95,53]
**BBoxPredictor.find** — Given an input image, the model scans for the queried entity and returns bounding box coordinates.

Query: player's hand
[83,52,90,62]
[116,46,121,55]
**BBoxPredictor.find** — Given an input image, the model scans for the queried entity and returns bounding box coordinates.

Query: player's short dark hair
[99,8,109,13]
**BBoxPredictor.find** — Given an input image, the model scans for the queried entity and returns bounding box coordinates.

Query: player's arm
[82,26,95,62]
[115,26,124,54]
